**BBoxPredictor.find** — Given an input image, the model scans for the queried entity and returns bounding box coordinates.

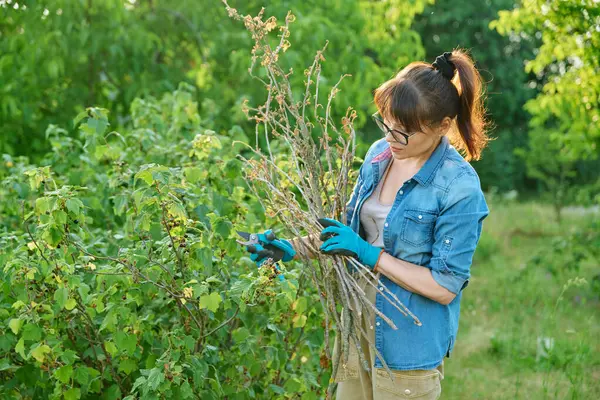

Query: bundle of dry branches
[222,2,421,395]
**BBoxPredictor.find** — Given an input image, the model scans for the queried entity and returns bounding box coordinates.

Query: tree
[0,0,206,157]
[413,0,539,193]
[0,0,430,165]
[491,0,600,220]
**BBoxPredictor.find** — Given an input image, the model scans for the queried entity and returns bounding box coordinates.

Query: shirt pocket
[331,336,360,383]
[375,368,442,398]
[400,209,437,247]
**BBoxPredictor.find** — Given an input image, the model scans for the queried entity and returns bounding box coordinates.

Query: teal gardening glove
[318,218,384,270]
[247,229,296,268]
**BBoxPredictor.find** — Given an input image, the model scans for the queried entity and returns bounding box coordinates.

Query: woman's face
[383,116,451,161]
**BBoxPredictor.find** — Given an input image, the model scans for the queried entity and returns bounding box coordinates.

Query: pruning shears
[236,230,286,282]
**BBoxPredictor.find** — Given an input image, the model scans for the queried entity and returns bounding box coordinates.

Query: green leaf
[22,324,42,342]
[94,144,109,159]
[104,341,117,357]
[214,218,232,239]
[77,283,91,304]
[292,314,307,328]
[54,287,69,309]
[100,310,117,332]
[101,384,122,400]
[74,366,90,385]
[43,226,63,247]
[65,298,77,311]
[184,167,205,184]
[183,335,195,352]
[0,359,17,372]
[284,377,303,392]
[26,268,36,280]
[269,384,285,394]
[147,367,165,391]
[131,376,146,393]
[86,114,109,136]
[12,300,26,310]
[9,318,23,335]
[294,297,308,314]
[61,349,79,365]
[30,344,51,363]
[135,170,153,186]
[232,327,250,343]
[118,358,137,375]
[77,367,100,388]
[73,110,89,127]
[55,365,73,384]
[180,381,194,399]
[199,292,222,313]
[95,300,105,314]
[113,194,128,216]
[15,338,26,359]
[115,331,137,356]
[281,279,298,303]
[35,197,51,215]
[64,387,81,400]
[193,248,213,271]
[53,209,67,225]
[66,198,82,215]
[167,202,187,220]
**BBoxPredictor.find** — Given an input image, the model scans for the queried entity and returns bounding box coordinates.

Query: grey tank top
[359,161,394,249]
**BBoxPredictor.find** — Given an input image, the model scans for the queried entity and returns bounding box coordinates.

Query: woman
[246,49,490,399]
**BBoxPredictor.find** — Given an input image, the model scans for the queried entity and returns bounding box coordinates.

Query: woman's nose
[384,131,397,143]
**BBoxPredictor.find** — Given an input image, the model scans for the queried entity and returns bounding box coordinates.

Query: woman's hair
[373,48,490,161]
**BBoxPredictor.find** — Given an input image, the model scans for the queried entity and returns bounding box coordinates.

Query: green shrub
[0,84,326,399]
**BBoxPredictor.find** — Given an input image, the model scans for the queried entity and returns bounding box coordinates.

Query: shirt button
[445,239,450,244]
[399,190,403,195]
[418,215,423,219]
[376,322,380,326]
[384,223,388,227]
[379,286,384,291]
[404,389,411,395]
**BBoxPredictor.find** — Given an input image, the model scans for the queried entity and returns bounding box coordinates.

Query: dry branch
[222,2,420,395]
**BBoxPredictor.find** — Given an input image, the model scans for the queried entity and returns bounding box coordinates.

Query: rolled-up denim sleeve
[429,171,490,294]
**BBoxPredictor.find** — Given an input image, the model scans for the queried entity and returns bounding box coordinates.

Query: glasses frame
[371,112,418,145]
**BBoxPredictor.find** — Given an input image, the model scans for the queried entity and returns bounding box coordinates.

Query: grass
[443,199,600,399]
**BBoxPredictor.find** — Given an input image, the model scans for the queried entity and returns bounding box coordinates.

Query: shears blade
[236,230,256,246]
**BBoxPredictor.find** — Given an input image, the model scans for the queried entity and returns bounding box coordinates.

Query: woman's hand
[246,229,296,267]
[318,218,383,270]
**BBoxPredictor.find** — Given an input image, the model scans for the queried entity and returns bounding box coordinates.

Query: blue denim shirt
[345,135,489,370]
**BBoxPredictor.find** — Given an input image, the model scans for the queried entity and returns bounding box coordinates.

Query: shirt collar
[370,136,450,186]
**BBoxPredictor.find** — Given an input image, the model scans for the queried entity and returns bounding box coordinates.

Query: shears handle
[245,242,285,264]
[274,262,285,282]
[237,230,287,281]
[244,243,286,281]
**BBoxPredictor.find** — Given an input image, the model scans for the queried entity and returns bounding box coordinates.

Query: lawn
[443,199,600,399]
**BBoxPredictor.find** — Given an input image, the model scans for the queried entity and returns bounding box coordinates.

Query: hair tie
[432,51,456,80]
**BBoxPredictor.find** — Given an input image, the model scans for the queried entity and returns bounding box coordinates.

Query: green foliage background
[413,0,539,193]
[1,0,599,399]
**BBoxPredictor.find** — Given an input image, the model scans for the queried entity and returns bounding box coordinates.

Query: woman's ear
[438,117,453,136]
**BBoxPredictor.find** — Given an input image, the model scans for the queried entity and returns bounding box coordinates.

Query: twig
[221,3,420,392]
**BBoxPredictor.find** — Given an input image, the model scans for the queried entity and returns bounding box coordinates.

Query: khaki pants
[332,273,444,400]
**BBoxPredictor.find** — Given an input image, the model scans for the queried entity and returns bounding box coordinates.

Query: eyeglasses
[371,112,418,145]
